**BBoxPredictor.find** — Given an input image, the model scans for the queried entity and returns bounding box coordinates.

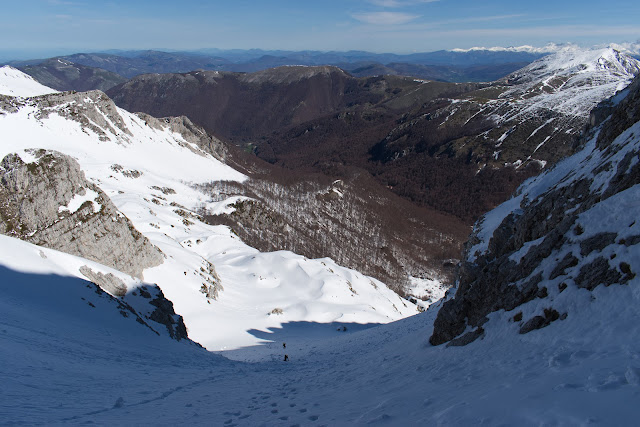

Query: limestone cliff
[0,150,163,279]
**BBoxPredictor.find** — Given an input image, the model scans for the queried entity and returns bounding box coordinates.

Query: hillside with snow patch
[501,47,640,118]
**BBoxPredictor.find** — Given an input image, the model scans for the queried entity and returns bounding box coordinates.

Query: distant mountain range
[4,47,550,85]
[8,44,638,93]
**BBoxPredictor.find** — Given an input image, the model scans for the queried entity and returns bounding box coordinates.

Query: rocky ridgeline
[137,113,228,161]
[430,74,640,346]
[238,65,348,85]
[0,150,163,279]
[1,89,228,161]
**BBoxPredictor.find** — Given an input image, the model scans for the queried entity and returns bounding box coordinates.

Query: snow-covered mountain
[450,42,572,54]
[500,47,640,117]
[451,42,640,57]
[0,69,416,355]
[379,47,640,173]
[0,65,58,97]
[609,41,640,56]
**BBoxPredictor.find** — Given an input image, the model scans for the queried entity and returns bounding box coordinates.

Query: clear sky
[1,0,639,60]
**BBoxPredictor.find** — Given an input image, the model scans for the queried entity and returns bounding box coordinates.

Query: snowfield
[501,47,639,119]
[2,236,639,425]
[0,65,58,97]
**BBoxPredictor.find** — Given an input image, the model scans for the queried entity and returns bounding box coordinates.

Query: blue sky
[1,0,639,59]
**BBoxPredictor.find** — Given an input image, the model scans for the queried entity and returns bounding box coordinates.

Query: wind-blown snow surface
[0,82,415,355]
[0,66,58,97]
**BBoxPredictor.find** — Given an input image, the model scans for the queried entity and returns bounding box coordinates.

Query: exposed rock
[149,289,188,340]
[446,327,484,347]
[519,308,561,334]
[0,150,163,278]
[79,266,127,297]
[549,253,579,280]
[575,257,623,291]
[580,232,618,256]
[136,113,228,161]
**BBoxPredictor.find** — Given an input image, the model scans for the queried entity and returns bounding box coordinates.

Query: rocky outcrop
[136,113,228,161]
[79,266,128,297]
[430,74,640,346]
[1,90,228,162]
[83,278,190,342]
[0,150,163,278]
[147,287,189,341]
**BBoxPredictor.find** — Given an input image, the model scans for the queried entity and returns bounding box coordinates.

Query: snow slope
[442,47,640,170]
[0,66,57,97]
[0,81,415,356]
[2,243,639,425]
[501,47,640,118]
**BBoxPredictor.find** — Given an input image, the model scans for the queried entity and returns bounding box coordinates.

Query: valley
[1,40,640,425]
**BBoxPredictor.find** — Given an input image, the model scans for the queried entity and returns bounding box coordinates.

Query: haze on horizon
[2,0,639,61]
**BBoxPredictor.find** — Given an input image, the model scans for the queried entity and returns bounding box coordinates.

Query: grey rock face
[148,288,189,341]
[430,75,640,346]
[79,266,128,297]
[136,113,228,161]
[0,150,163,278]
[82,279,191,342]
